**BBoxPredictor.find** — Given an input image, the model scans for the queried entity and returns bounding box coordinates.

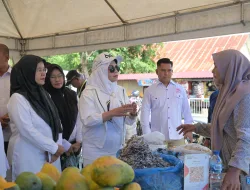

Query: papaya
[81,164,102,190]
[15,172,42,190]
[41,163,60,182]
[2,182,20,190]
[120,182,141,190]
[0,176,6,184]
[56,167,89,190]
[36,172,56,190]
[62,167,79,173]
[0,176,7,188]
[91,156,135,187]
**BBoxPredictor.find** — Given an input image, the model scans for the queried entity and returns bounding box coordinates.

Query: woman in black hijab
[44,64,82,169]
[7,55,65,180]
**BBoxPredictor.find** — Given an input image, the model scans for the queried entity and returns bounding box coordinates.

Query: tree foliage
[43,43,162,74]
[43,53,81,71]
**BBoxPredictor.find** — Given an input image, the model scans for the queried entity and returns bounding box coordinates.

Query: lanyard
[77,80,86,97]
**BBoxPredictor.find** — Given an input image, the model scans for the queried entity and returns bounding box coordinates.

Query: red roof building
[119,34,249,80]
[118,34,250,97]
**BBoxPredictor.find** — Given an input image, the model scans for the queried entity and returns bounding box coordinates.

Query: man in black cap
[66,70,87,98]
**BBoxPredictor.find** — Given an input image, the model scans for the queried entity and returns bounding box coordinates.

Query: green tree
[43,43,162,74]
[43,53,81,71]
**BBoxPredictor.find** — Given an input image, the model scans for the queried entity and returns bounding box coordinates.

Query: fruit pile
[0,156,141,190]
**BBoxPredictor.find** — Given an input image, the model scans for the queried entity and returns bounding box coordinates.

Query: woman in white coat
[44,64,82,169]
[7,55,65,180]
[0,122,9,178]
[79,52,137,166]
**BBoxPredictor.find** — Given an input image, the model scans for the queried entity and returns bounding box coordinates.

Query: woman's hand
[72,142,81,153]
[130,102,138,117]
[50,154,60,163]
[102,104,134,122]
[65,146,73,156]
[221,167,241,190]
[176,124,196,136]
[111,104,134,117]
[50,144,65,163]
[55,144,65,156]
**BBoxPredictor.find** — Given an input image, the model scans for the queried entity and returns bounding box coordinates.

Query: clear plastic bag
[142,131,165,145]
[171,143,212,155]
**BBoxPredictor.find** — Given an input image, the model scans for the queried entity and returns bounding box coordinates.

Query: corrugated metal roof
[154,34,249,72]
[119,34,249,80]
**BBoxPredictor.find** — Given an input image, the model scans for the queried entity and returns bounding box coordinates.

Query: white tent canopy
[1,0,250,61]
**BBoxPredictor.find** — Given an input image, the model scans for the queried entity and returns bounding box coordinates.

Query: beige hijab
[211,49,250,150]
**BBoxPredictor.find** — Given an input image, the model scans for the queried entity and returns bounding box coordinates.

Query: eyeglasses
[36,68,48,73]
[108,65,120,73]
[50,74,64,80]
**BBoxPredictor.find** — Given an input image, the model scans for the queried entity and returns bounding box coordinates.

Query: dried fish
[119,135,171,169]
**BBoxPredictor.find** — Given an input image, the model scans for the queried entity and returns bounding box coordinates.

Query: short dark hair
[157,58,173,67]
[0,44,9,56]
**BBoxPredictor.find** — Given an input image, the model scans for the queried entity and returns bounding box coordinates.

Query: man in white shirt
[0,44,11,153]
[141,58,193,146]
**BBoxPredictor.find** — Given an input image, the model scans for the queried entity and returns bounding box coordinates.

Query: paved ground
[192,114,208,123]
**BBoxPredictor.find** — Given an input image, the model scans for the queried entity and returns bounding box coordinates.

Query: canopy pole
[2,0,23,39]
[104,0,127,24]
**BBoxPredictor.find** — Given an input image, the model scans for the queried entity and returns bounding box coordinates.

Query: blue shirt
[208,90,219,123]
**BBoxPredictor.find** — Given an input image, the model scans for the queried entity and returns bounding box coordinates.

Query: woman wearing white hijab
[79,52,137,166]
[0,122,9,178]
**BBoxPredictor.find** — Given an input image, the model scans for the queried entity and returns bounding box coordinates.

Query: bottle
[210,150,223,190]
[78,149,84,170]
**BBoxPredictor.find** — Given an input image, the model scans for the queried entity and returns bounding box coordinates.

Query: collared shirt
[0,66,11,141]
[141,80,193,140]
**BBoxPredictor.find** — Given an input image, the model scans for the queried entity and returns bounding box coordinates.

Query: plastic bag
[170,143,212,155]
[142,131,166,151]
[142,131,165,145]
[61,153,79,170]
[133,153,183,190]
[125,124,137,142]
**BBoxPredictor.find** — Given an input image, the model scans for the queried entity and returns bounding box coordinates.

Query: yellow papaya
[91,156,135,187]
[36,172,56,190]
[0,176,7,188]
[56,167,89,190]
[81,164,102,190]
[2,182,20,190]
[120,182,141,190]
[15,172,42,190]
[41,163,60,182]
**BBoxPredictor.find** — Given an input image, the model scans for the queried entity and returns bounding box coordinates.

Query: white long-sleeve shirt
[7,93,62,180]
[0,123,9,178]
[0,67,11,141]
[79,85,136,161]
[141,80,193,140]
[68,114,82,143]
